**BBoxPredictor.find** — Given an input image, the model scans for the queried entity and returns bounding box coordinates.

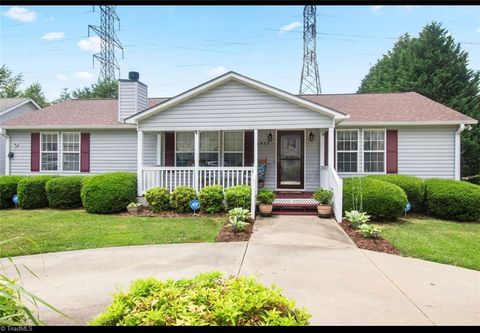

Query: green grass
[0,209,224,258]
[374,216,480,271]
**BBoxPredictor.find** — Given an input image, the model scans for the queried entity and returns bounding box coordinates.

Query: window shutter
[31,133,40,172]
[386,130,398,174]
[244,131,254,167]
[164,132,175,166]
[80,133,90,172]
[323,132,328,166]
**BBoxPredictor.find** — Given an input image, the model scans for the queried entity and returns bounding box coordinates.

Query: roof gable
[0,98,40,116]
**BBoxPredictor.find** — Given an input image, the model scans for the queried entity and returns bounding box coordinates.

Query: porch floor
[271,192,318,216]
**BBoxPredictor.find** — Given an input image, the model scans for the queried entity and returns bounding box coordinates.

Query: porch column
[194,130,200,191]
[251,129,258,219]
[328,127,334,169]
[137,130,144,196]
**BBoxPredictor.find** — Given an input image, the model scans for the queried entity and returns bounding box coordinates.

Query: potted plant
[256,189,275,216]
[312,188,333,217]
[127,202,143,215]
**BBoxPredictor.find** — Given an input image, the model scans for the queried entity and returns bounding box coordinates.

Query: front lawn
[0,209,224,257]
[374,216,480,271]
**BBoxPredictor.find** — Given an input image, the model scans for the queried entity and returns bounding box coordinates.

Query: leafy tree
[21,82,49,108]
[51,88,71,104]
[358,22,480,177]
[71,79,118,99]
[0,65,23,98]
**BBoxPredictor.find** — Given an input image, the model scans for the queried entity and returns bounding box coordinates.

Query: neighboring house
[1,72,477,219]
[0,98,41,175]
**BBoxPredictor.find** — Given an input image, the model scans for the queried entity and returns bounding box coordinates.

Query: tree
[358,22,480,177]
[0,64,23,98]
[21,82,49,108]
[71,79,118,99]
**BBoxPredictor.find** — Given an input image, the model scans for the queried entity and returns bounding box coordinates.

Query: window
[176,132,194,166]
[41,133,59,171]
[363,129,385,173]
[62,133,80,172]
[200,132,219,166]
[223,131,244,167]
[336,130,358,173]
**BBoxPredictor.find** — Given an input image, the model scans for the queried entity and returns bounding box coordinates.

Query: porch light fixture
[309,131,315,142]
[267,132,273,143]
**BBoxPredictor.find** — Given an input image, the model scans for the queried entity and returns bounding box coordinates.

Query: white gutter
[454,124,465,180]
[0,129,10,175]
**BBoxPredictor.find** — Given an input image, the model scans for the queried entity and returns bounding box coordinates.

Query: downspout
[0,129,10,175]
[454,124,465,180]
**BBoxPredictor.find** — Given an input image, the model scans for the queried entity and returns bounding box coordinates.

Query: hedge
[170,186,196,213]
[45,176,84,209]
[90,271,311,326]
[225,185,251,210]
[0,176,25,209]
[367,174,425,212]
[81,172,137,214]
[198,185,225,214]
[343,177,408,221]
[145,187,170,212]
[425,178,480,221]
[17,176,57,209]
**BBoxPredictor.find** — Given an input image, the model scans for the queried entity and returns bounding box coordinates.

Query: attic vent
[129,71,140,81]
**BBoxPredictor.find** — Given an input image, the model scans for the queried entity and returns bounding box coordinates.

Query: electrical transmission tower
[299,5,321,94]
[88,6,124,82]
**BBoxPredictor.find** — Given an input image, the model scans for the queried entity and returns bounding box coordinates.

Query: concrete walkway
[2,215,479,325]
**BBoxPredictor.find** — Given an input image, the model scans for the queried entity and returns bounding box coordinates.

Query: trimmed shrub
[367,174,425,212]
[45,176,84,209]
[225,185,251,210]
[81,172,136,214]
[17,176,57,209]
[343,177,408,221]
[90,271,311,326]
[257,189,275,205]
[425,178,480,221]
[0,176,25,209]
[198,185,225,214]
[170,186,196,213]
[145,187,170,212]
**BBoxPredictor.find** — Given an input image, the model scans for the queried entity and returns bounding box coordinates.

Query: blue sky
[1,5,479,101]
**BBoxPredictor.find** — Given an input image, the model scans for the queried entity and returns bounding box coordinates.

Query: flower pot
[127,205,143,215]
[317,205,332,217]
[259,203,273,216]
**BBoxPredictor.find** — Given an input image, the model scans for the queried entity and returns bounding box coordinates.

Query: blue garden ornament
[190,199,200,214]
[12,194,19,208]
[403,201,411,217]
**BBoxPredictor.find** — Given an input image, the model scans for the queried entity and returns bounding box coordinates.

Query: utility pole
[88,6,124,82]
[299,5,321,94]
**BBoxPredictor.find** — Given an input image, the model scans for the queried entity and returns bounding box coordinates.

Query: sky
[1,5,479,101]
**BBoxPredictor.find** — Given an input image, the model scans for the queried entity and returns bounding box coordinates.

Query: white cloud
[371,6,384,13]
[206,66,227,76]
[77,36,101,53]
[42,32,65,41]
[73,72,95,81]
[279,21,301,34]
[397,5,420,9]
[4,6,37,23]
[56,74,68,81]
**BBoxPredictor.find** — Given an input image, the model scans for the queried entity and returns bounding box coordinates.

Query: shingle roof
[0,98,33,113]
[300,92,477,124]
[2,98,167,127]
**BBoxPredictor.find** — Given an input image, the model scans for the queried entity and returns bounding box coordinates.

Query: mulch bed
[215,218,255,242]
[339,221,401,255]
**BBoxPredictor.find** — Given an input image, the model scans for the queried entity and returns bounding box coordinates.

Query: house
[0,98,41,175]
[1,72,477,219]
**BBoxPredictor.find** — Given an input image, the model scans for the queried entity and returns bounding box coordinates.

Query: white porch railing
[320,165,343,221]
[141,166,254,194]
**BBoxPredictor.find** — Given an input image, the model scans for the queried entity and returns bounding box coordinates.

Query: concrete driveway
[2,216,479,325]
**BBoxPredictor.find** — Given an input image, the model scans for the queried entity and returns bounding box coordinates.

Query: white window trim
[199,131,220,167]
[362,129,387,174]
[174,131,195,167]
[335,129,360,174]
[223,130,245,167]
[40,131,81,173]
[61,132,81,173]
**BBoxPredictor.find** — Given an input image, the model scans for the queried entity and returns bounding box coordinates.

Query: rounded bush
[343,177,408,221]
[170,186,196,213]
[257,188,275,205]
[81,172,137,214]
[225,185,251,210]
[145,187,170,212]
[367,174,425,212]
[45,176,84,209]
[17,176,57,209]
[198,185,225,214]
[0,176,25,209]
[425,178,480,221]
[90,271,311,326]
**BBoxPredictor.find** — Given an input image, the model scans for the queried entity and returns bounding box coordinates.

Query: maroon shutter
[80,133,90,172]
[386,130,398,174]
[244,131,254,167]
[164,132,175,166]
[31,133,40,172]
[323,132,329,166]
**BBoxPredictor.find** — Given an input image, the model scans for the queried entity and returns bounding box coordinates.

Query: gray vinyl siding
[6,129,137,175]
[0,136,6,175]
[139,80,334,131]
[258,130,276,190]
[118,81,148,121]
[143,132,157,166]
